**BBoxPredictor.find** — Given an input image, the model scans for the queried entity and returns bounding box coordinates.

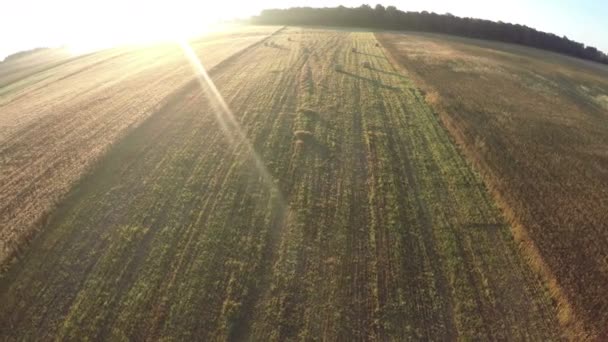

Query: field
[0,27,564,340]
[378,32,608,339]
[0,48,72,89]
[0,25,279,266]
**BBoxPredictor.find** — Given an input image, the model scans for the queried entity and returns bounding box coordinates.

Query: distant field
[0,28,561,340]
[378,31,608,339]
[0,48,72,89]
[0,25,280,266]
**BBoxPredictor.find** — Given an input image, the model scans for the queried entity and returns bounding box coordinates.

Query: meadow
[378,31,608,339]
[0,28,564,340]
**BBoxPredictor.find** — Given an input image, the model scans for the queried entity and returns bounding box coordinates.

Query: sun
[65,1,222,56]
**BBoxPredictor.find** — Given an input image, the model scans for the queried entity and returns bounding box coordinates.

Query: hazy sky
[1,0,607,60]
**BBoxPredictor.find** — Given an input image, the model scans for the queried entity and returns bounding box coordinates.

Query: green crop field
[0,28,564,340]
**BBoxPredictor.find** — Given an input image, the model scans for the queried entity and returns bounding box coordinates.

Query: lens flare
[178,40,285,202]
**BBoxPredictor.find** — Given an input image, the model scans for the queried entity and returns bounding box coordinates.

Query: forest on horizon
[252,5,608,65]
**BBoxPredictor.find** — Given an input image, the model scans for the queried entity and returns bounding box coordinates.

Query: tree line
[252,5,608,65]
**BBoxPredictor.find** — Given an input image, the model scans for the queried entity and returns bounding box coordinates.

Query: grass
[1,27,563,339]
[378,31,608,340]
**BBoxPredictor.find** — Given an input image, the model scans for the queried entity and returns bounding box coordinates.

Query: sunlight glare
[65,0,225,55]
[178,40,285,203]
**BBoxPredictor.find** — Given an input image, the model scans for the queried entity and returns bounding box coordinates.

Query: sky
[1,0,607,60]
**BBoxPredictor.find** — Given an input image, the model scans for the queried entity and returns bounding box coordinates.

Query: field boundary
[375,32,594,341]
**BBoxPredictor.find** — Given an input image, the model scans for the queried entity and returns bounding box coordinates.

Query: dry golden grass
[0,25,280,268]
[379,31,608,340]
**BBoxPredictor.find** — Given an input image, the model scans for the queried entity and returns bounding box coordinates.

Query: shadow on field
[354,51,387,59]
[369,66,408,79]
[309,138,331,158]
[265,43,289,50]
[310,139,331,158]
[468,223,505,230]
[300,108,329,126]
[297,134,331,159]
[338,70,398,90]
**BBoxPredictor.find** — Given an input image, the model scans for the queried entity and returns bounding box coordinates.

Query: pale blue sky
[1,0,607,60]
